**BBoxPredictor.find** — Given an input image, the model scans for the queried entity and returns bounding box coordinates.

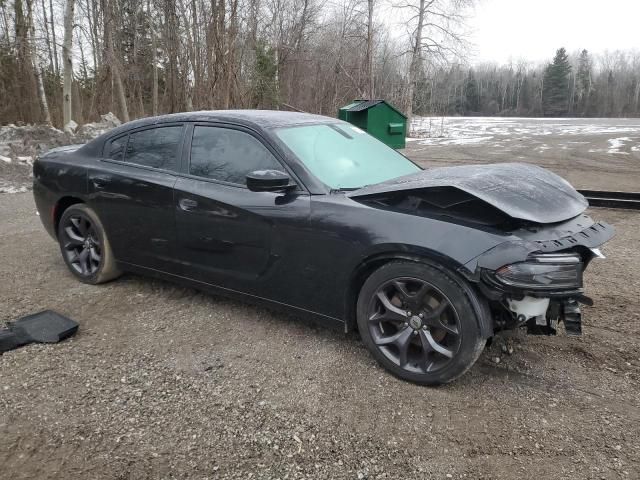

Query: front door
[174,124,311,296]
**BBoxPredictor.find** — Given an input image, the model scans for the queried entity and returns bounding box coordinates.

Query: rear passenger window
[189,126,282,185]
[106,135,127,161]
[124,126,183,171]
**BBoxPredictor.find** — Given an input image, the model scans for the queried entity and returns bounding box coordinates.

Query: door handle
[91,177,109,189]
[179,198,198,211]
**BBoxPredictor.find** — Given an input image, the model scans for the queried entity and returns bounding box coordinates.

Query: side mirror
[246,170,294,192]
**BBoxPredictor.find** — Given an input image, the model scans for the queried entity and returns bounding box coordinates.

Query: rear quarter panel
[33,147,94,238]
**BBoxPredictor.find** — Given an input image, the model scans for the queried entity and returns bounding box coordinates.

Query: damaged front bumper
[503,295,583,336]
[461,216,615,337]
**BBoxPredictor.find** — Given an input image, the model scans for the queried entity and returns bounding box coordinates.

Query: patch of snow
[607,137,631,154]
[0,185,29,194]
[64,120,78,134]
[417,136,493,146]
[410,116,640,141]
[0,113,121,167]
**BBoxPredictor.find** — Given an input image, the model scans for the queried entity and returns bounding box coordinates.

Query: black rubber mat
[0,310,78,353]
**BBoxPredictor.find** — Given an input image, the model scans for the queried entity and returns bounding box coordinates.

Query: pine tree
[252,42,279,109]
[464,69,480,113]
[575,49,593,116]
[518,75,531,114]
[542,47,572,116]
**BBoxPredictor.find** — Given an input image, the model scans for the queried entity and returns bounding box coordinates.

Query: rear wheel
[57,204,121,284]
[357,261,486,385]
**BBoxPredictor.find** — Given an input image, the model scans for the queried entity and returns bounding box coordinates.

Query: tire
[57,203,121,284]
[357,260,486,385]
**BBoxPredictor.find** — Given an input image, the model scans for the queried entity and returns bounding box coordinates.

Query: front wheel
[357,261,486,385]
[57,203,121,284]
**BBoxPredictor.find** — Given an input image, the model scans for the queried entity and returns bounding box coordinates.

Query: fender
[345,251,494,338]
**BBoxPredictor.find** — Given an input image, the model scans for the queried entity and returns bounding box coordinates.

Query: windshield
[274,123,420,189]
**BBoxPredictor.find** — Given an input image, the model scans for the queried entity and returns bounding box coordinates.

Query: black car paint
[33,110,615,334]
[347,162,589,224]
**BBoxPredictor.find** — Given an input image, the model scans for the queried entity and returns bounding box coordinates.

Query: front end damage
[347,162,615,338]
[464,217,614,337]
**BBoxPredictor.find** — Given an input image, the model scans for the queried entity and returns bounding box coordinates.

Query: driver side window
[189,126,282,185]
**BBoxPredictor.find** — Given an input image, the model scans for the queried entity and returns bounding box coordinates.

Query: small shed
[338,99,407,149]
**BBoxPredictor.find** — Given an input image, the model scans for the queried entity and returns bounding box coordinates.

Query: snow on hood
[348,163,588,224]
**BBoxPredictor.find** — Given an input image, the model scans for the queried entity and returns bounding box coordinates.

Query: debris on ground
[0,310,79,353]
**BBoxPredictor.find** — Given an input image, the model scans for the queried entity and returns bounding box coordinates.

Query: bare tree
[364,0,374,99]
[63,0,75,128]
[398,0,473,122]
[27,0,52,124]
[2,0,640,127]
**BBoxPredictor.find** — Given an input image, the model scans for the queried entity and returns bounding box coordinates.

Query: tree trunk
[50,0,59,77]
[104,0,129,121]
[26,0,51,125]
[149,0,158,115]
[113,67,130,122]
[223,0,238,108]
[365,0,374,99]
[15,0,40,122]
[62,0,75,128]
[40,0,55,73]
[1,3,10,44]
[165,0,180,112]
[406,0,425,124]
[34,55,52,127]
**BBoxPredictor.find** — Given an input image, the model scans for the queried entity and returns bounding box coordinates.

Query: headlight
[494,254,583,290]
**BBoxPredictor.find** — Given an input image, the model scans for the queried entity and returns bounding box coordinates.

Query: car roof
[80,110,341,195]
[102,110,337,138]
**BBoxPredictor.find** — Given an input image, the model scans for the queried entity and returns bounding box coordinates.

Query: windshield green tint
[275,124,420,189]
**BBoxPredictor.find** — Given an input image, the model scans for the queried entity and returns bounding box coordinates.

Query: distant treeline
[416,48,640,118]
[1,0,638,128]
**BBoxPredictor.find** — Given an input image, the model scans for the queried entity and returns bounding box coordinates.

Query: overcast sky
[468,0,640,64]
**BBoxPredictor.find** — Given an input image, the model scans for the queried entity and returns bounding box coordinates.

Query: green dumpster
[338,99,407,149]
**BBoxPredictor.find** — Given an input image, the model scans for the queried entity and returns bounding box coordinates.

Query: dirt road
[1,188,639,479]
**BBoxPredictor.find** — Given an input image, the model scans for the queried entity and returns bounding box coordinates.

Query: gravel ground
[1,118,640,479]
[1,198,639,479]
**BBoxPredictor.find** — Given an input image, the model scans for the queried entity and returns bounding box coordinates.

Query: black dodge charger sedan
[33,110,614,385]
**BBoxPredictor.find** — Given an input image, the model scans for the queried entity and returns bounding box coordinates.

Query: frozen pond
[406,117,640,192]
[409,117,640,155]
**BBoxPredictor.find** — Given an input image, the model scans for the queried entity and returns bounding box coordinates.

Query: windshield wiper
[328,124,353,139]
[330,186,364,193]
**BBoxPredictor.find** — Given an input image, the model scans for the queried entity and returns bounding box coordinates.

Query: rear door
[174,123,311,296]
[88,124,185,272]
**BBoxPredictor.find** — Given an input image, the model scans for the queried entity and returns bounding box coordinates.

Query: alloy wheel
[61,214,102,276]
[366,277,462,374]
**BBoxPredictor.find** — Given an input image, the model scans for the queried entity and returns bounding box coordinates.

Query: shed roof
[340,99,407,118]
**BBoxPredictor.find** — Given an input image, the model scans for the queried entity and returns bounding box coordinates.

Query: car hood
[347,163,588,224]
